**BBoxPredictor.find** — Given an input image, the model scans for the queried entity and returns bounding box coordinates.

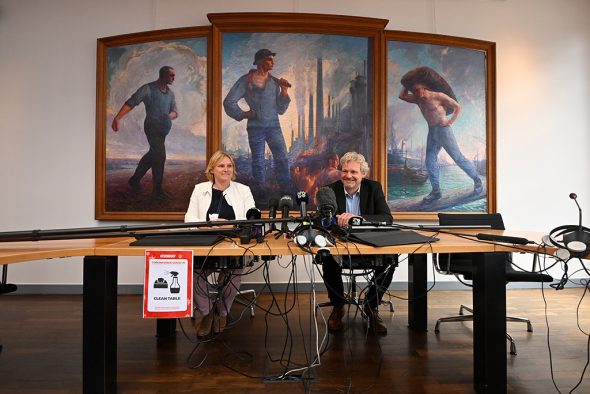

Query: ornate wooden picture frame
[209,13,387,209]
[385,31,496,220]
[95,27,209,220]
[94,14,496,221]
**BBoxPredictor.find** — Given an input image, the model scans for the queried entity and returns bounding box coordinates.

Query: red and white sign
[143,250,193,318]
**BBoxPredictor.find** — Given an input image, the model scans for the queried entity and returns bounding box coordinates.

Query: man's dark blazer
[327,179,393,224]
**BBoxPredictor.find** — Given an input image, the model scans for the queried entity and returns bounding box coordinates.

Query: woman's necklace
[213,183,229,214]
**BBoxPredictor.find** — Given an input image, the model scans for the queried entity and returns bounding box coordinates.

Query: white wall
[1,0,589,288]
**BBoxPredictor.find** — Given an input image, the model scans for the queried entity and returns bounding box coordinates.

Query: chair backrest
[437,213,553,283]
[436,213,507,276]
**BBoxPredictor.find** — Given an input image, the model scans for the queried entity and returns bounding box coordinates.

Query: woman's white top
[184,181,256,223]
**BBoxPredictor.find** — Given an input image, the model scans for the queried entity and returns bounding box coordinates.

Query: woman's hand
[209,218,234,229]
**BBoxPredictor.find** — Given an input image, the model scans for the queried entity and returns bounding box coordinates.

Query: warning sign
[143,250,193,318]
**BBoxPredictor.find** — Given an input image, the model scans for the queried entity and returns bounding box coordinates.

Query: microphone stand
[274,214,317,239]
[0,218,296,243]
[276,216,291,238]
[265,219,280,236]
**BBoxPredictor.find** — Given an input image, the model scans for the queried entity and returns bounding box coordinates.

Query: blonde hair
[340,151,369,176]
[205,151,237,182]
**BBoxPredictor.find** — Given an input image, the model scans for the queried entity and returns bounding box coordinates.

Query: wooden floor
[0,288,589,393]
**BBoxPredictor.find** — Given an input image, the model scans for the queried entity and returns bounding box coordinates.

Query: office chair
[434,213,553,355]
[316,255,396,323]
[192,256,257,321]
[1,264,18,353]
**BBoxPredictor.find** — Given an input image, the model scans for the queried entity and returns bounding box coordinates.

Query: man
[112,66,178,199]
[321,152,397,334]
[399,66,482,202]
[223,49,292,198]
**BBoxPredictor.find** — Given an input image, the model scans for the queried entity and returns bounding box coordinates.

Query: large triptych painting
[94,16,495,221]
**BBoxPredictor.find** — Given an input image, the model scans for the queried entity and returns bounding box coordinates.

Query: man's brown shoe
[197,313,214,337]
[364,305,387,335]
[213,314,227,334]
[327,304,344,331]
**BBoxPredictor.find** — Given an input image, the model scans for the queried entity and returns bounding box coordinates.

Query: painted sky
[221,32,370,151]
[106,37,207,161]
[388,41,487,162]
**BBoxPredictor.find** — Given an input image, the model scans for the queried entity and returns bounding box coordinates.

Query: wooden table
[0,230,548,393]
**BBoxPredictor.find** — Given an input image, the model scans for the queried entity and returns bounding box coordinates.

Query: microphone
[562,192,590,253]
[278,195,294,233]
[348,216,388,227]
[246,207,264,243]
[570,192,582,229]
[268,198,279,231]
[246,207,261,220]
[296,191,309,219]
[475,233,532,245]
[315,187,338,229]
[545,193,590,258]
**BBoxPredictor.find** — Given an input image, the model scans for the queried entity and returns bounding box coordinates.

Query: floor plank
[0,288,589,393]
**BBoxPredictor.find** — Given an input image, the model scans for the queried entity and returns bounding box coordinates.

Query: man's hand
[399,87,417,103]
[243,109,257,120]
[111,104,132,132]
[278,78,291,96]
[335,212,356,227]
[438,118,451,127]
[278,78,291,88]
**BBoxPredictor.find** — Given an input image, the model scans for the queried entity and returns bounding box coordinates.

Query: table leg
[408,253,428,331]
[157,318,177,337]
[83,256,118,394]
[472,252,507,393]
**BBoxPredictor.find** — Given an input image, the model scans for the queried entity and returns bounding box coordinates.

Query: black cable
[567,276,590,393]
[541,271,562,393]
[218,253,306,381]
[189,235,272,372]
[306,275,385,393]
[540,250,590,394]
[261,255,301,378]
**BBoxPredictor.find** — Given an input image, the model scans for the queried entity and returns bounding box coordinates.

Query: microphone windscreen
[269,198,279,210]
[348,216,363,226]
[246,207,261,220]
[296,191,309,205]
[278,195,294,210]
[315,187,337,213]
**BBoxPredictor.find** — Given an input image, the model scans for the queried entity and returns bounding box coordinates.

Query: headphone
[546,224,590,259]
[292,224,334,259]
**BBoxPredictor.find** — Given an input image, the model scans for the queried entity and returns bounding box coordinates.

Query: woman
[185,151,256,337]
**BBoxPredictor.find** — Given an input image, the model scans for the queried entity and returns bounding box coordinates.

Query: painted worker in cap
[223,48,292,198]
